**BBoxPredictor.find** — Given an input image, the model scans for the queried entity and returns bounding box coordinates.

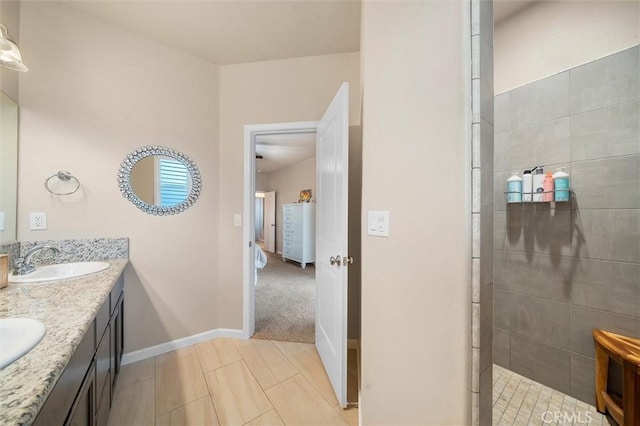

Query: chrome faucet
[13,245,60,275]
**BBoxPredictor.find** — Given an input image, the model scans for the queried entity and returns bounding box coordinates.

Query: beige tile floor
[492,364,611,426]
[108,337,358,426]
[113,340,612,426]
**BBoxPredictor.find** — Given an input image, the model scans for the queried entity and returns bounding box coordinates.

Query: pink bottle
[543,171,554,202]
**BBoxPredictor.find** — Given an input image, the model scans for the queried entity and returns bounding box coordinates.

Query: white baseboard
[121,328,245,366]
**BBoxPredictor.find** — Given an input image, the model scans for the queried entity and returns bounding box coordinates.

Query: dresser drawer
[284,229,300,243]
[283,246,301,260]
[284,222,301,236]
[284,239,302,254]
[283,206,302,224]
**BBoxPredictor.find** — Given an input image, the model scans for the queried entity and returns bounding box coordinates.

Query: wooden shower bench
[593,329,640,426]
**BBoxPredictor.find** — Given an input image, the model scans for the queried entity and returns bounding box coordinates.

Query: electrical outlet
[30,212,47,230]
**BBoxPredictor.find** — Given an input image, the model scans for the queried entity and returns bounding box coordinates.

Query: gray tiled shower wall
[493,45,640,406]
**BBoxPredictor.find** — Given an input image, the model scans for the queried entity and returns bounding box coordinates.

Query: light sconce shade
[0,24,28,72]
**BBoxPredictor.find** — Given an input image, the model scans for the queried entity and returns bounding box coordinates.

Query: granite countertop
[0,258,128,426]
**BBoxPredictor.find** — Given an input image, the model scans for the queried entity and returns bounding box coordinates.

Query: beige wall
[0,0,20,102]
[360,1,471,424]
[217,52,360,328]
[255,172,270,192]
[495,1,640,94]
[265,156,316,253]
[18,2,220,352]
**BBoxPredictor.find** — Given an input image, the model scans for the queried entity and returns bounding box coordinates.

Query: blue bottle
[507,173,522,203]
[553,169,570,201]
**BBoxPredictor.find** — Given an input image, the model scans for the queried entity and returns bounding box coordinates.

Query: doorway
[242,120,320,340]
[243,81,353,408]
[252,131,318,344]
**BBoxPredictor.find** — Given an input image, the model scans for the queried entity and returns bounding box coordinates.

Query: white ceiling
[63,0,361,65]
[494,0,536,24]
[61,0,533,64]
[255,132,315,174]
[59,0,532,171]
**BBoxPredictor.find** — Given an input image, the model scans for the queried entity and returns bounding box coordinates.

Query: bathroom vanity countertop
[0,258,128,426]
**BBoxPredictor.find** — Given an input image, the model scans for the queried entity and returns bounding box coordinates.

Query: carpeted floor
[253,250,316,343]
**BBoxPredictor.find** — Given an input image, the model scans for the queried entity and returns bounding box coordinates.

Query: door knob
[330,255,342,266]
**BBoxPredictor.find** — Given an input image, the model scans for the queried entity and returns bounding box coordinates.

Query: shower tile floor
[493,364,611,425]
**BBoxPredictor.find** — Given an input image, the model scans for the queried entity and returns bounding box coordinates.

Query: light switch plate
[0,212,5,231]
[233,214,242,227]
[368,211,390,237]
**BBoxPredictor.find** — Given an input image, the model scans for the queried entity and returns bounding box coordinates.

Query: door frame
[242,121,319,338]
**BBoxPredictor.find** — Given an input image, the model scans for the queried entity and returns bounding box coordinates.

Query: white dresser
[282,203,315,268]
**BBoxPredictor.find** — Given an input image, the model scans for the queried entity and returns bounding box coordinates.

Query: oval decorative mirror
[118,146,202,215]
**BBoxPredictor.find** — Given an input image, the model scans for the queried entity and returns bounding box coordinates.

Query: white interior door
[315,82,349,407]
[264,191,276,253]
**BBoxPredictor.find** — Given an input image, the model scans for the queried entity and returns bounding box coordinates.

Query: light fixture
[0,24,28,72]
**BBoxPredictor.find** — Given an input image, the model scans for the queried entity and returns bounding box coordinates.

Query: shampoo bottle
[543,171,554,201]
[507,173,522,203]
[553,169,570,201]
[533,168,545,202]
[522,169,533,202]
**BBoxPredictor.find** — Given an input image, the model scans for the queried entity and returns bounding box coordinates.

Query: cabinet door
[65,362,95,426]
[96,371,111,426]
[33,322,96,426]
[111,294,124,387]
[95,324,110,409]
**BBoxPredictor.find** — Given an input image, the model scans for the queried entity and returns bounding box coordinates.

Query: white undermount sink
[0,318,46,369]
[8,261,110,284]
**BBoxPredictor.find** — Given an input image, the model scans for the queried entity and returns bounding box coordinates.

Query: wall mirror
[0,90,18,242]
[118,146,202,215]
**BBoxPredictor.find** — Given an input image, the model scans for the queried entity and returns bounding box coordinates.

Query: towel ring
[44,170,80,195]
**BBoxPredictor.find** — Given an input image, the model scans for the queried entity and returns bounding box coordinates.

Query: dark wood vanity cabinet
[65,363,96,426]
[33,274,124,426]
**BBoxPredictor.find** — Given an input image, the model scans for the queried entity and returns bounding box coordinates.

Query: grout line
[496,372,522,423]
[493,247,640,267]
[291,348,340,407]
[493,286,640,320]
[206,393,223,426]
